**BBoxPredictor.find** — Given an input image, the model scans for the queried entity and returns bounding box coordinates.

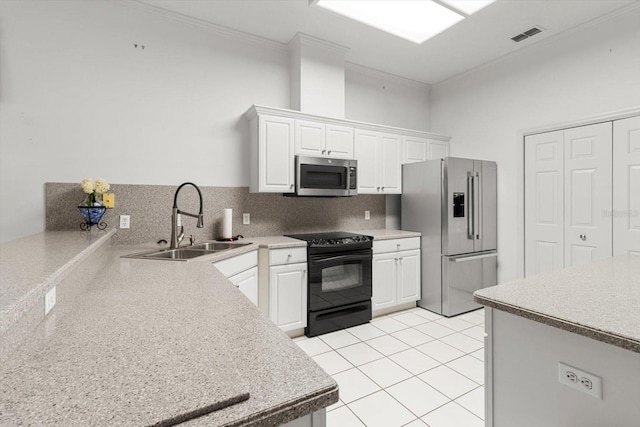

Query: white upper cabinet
[245,105,450,194]
[355,130,402,194]
[403,136,450,163]
[295,119,354,159]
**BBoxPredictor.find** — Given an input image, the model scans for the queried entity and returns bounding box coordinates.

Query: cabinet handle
[580,234,587,241]
[322,149,326,154]
[381,186,385,191]
[376,187,381,191]
[327,150,332,155]
[290,184,294,189]
[235,284,239,288]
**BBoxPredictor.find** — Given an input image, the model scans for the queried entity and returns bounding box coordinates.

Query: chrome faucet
[170,182,204,249]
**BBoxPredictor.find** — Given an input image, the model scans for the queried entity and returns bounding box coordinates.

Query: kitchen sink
[190,242,251,251]
[122,241,251,261]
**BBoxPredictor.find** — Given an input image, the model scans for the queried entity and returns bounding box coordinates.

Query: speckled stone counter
[354,229,421,240]
[0,236,337,425]
[474,255,640,353]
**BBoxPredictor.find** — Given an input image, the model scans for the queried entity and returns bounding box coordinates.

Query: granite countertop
[474,255,640,353]
[0,233,337,426]
[355,229,421,240]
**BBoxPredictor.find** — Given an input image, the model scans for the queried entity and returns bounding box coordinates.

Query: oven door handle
[311,254,371,263]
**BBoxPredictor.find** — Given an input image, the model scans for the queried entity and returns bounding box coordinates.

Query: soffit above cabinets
[134,0,637,85]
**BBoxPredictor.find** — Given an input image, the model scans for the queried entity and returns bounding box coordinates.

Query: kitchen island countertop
[474,255,640,353]
[0,232,337,426]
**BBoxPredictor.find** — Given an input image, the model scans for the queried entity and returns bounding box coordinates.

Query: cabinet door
[355,129,379,194]
[525,130,565,277]
[397,250,421,304]
[229,267,258,305]
[326,124,354,159]
[403,136,427,164]
[427,139,450,160]
[259,115,295,192]
[372,253,397,312]
[613,115,640,256]
[564,122,612,266]
[295,119,325,158]
[269,263,307,332]
[379,133,402,193]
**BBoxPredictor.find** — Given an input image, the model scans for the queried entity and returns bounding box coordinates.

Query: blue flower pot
[78,203,106,229]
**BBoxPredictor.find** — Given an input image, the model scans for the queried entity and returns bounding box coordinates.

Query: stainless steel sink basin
[190,242,251,251]
[122,241,251,261]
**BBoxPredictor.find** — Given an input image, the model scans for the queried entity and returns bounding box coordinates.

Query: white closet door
[525,131,565,276]
[564,122,613,266]
[613,116,640,256]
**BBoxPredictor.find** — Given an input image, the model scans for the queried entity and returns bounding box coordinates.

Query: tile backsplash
[46,183,386,245]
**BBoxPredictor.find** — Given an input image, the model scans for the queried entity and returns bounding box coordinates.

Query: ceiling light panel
[439,0,496,15]
[315,0,464,44]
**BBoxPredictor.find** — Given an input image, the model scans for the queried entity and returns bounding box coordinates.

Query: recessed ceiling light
[439,0,496,15]
[314,0,465,44]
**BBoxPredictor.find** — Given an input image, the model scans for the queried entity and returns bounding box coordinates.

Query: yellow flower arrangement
[81,177,110,206]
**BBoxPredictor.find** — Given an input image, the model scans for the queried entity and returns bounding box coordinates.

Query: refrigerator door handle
[449,251,497,262]
[474,171,481,241]
[467,172,474,240]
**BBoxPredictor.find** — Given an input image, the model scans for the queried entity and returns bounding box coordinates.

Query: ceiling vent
[511,26,543,42]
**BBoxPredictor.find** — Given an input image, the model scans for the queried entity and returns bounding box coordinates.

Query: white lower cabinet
[269,263,308,332]
[228,267,258,305]
[372,237,421,315]
[213,251,259,306]
[258,246,308,333]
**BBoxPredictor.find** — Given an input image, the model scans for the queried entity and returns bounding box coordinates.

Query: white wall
[430,5,640,283]
[0,1,432,243]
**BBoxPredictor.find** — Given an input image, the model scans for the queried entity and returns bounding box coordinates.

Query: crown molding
[288,33,350,57]
[117,0,287,52]
[345,62,431,90]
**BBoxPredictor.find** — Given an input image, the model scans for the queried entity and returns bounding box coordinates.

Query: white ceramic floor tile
[386,377,450,417]
[411,308,444,321]
[421,401,484,427]
[319,329,360,349]
[446,354,485,384]
[391,328,434,347]
[414,322,456,339]
[365,334,411,356]
[295,336,332,357]
[337,342,385,366]
[461,309,485,325]
[433,316,475,332]
[359,357,413,388]
[455,387,485,420]
[440,332,484,354]
[403,419,428,427]
[348,390,416,427]
[346,323,386,341]
[326,398,344,412]
[389,348,441,375]
[470,348,484,362]
[461,325,486,342]
[392,312,430,327]
[418,365,479,399]
[326,405,365,427]
[312,351,353,375]
[415,340,465,364]
[332,368,381,403]
[371,316,410,333]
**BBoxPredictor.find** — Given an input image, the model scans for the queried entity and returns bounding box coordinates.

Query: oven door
[308,249,372,312]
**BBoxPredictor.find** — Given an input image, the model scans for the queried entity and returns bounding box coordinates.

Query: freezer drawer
[442,251,497,317]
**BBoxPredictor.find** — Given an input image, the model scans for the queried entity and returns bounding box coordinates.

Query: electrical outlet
[365,210,371,220]
[558,362,602,399]
[243,213,250,225]
[45,286,56,315]
[119,215,130,229]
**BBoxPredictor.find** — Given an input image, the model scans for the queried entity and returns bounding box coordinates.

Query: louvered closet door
[525,131,565,276]
[564,122,613,266]
[613,116,640,256]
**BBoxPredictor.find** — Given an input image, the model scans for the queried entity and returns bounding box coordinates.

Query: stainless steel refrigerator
[401,157,497,317]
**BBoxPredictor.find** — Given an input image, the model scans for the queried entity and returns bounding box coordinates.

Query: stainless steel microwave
[293,156,357,197]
